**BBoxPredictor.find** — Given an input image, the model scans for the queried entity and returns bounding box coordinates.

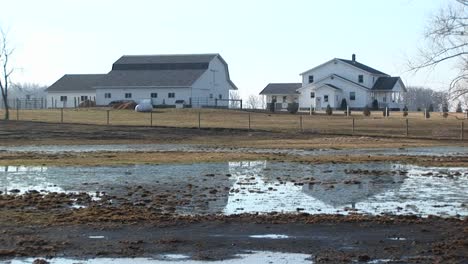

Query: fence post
[198,111,201,129]
[300,115,303,132]
[406,118,409,137]
[16,102,19,121]
[461,121,464,141]
[347,105,349,117]
[248,113,251,131]
[150,111,153,127]
[107,110,110,125]
[352,118,355,134]
[61,108,64,123]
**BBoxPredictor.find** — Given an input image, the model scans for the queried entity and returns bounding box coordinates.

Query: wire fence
[2,108,468,140]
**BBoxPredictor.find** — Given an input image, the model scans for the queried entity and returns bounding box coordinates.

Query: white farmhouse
[46,54,238,108]
[260,54,406,111]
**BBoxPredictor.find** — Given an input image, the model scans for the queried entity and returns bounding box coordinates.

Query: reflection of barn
[0,164,236,215]
[302,174,406,209]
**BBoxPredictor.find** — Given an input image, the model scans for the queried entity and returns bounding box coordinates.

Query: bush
[425,110,430,119]
[442,104,449,118]
[326,104,333,115]
[403,105,408,117]
[382,108,389,117]
[456,102,463,113]
[363,105,371,116]
[372,99,379,110]
[287,103,299,114]
[340,98,347,110]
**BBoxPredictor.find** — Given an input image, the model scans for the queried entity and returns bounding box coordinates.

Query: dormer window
[308,75,314,84]
[358,75,364,83]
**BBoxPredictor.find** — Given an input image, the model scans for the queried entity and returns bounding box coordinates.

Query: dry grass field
[1,108,467,140]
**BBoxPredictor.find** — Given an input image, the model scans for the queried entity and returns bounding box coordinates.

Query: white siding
[298,76,370,109]
[47,91,96,108]
[191,56,233,107]
[301,60,380,89]
[95,87,191,106]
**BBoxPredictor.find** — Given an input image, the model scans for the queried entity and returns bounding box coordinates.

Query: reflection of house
[260,54,407,111]
[46,54,238,108]
[302,174,406,208]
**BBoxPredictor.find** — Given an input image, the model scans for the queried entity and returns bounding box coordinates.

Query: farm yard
[1,108,467,140]
[0,120,467,263]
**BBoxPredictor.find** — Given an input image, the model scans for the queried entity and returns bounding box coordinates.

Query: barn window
[168,93,175,98]
[358,75,364,83]
[350,92,356,101]
[308,75,314,83]
[151,93,158,98]
[60,96,67,102]
[125,93,132,98]
[324,95,329,102]
[81,96,88,101]
[104,93,111,99]
[310,92,315,98]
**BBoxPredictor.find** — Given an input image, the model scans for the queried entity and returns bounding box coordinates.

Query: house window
[310,92,315,98]
[104,93,111,99]
[283,96,287,102]
[358,75,364,83]
[308,75,314,83]
[168,93,175,98]
[218,94,222,99]
[350,92,356,101]
[272,96,277,102]
[209,93,213,99]
[81,96,88,101]
[151,93,158,98]
[324,95,329,102]
[125,93,132,98]
[60,96,67,102]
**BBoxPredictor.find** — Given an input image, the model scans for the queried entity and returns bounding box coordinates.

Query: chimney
[352,54,356,62]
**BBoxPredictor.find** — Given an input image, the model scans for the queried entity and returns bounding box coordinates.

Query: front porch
[371,91,405,110]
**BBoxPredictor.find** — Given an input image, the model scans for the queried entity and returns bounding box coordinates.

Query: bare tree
[404,86,450,111]
[246,94,261,109]
[408,0,467,99]
[0,28,14,120]
[229,90,241,109]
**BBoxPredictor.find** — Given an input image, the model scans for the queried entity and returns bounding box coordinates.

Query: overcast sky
[0,0,456,99]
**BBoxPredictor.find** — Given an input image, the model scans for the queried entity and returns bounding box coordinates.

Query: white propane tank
[135,99,153,112]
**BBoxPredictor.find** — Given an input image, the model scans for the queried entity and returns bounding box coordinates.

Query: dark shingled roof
[372,77,400,91]
[337,59,389,76]
[322,83,341,90]
[97,69,207,87]
[46,74,106,92]
[260,83,302,95]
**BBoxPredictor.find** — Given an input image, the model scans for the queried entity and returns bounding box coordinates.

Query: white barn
[260,54,406,111]
[46,54,238,108]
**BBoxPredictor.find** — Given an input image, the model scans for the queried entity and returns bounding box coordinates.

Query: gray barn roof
[46,74,106,92]
[371,77,400,91]
[337,59,389,76]
[259,83,302,95]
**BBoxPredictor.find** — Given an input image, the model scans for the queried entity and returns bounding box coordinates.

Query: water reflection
[1,162,467,217]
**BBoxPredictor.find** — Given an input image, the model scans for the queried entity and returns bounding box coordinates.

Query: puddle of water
[1,161,467,217]
[249,234,290,239]
[88,236,105,239]
[0,144,467,157]
[388,237,407,241]
[2,251,313,264]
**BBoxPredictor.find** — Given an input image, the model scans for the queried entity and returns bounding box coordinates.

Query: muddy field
[0,120,467,263]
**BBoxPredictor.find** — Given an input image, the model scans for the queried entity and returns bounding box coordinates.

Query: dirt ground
[0,120,467,263]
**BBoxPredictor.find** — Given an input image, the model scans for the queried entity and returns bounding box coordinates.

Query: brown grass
[1,108,467,140]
